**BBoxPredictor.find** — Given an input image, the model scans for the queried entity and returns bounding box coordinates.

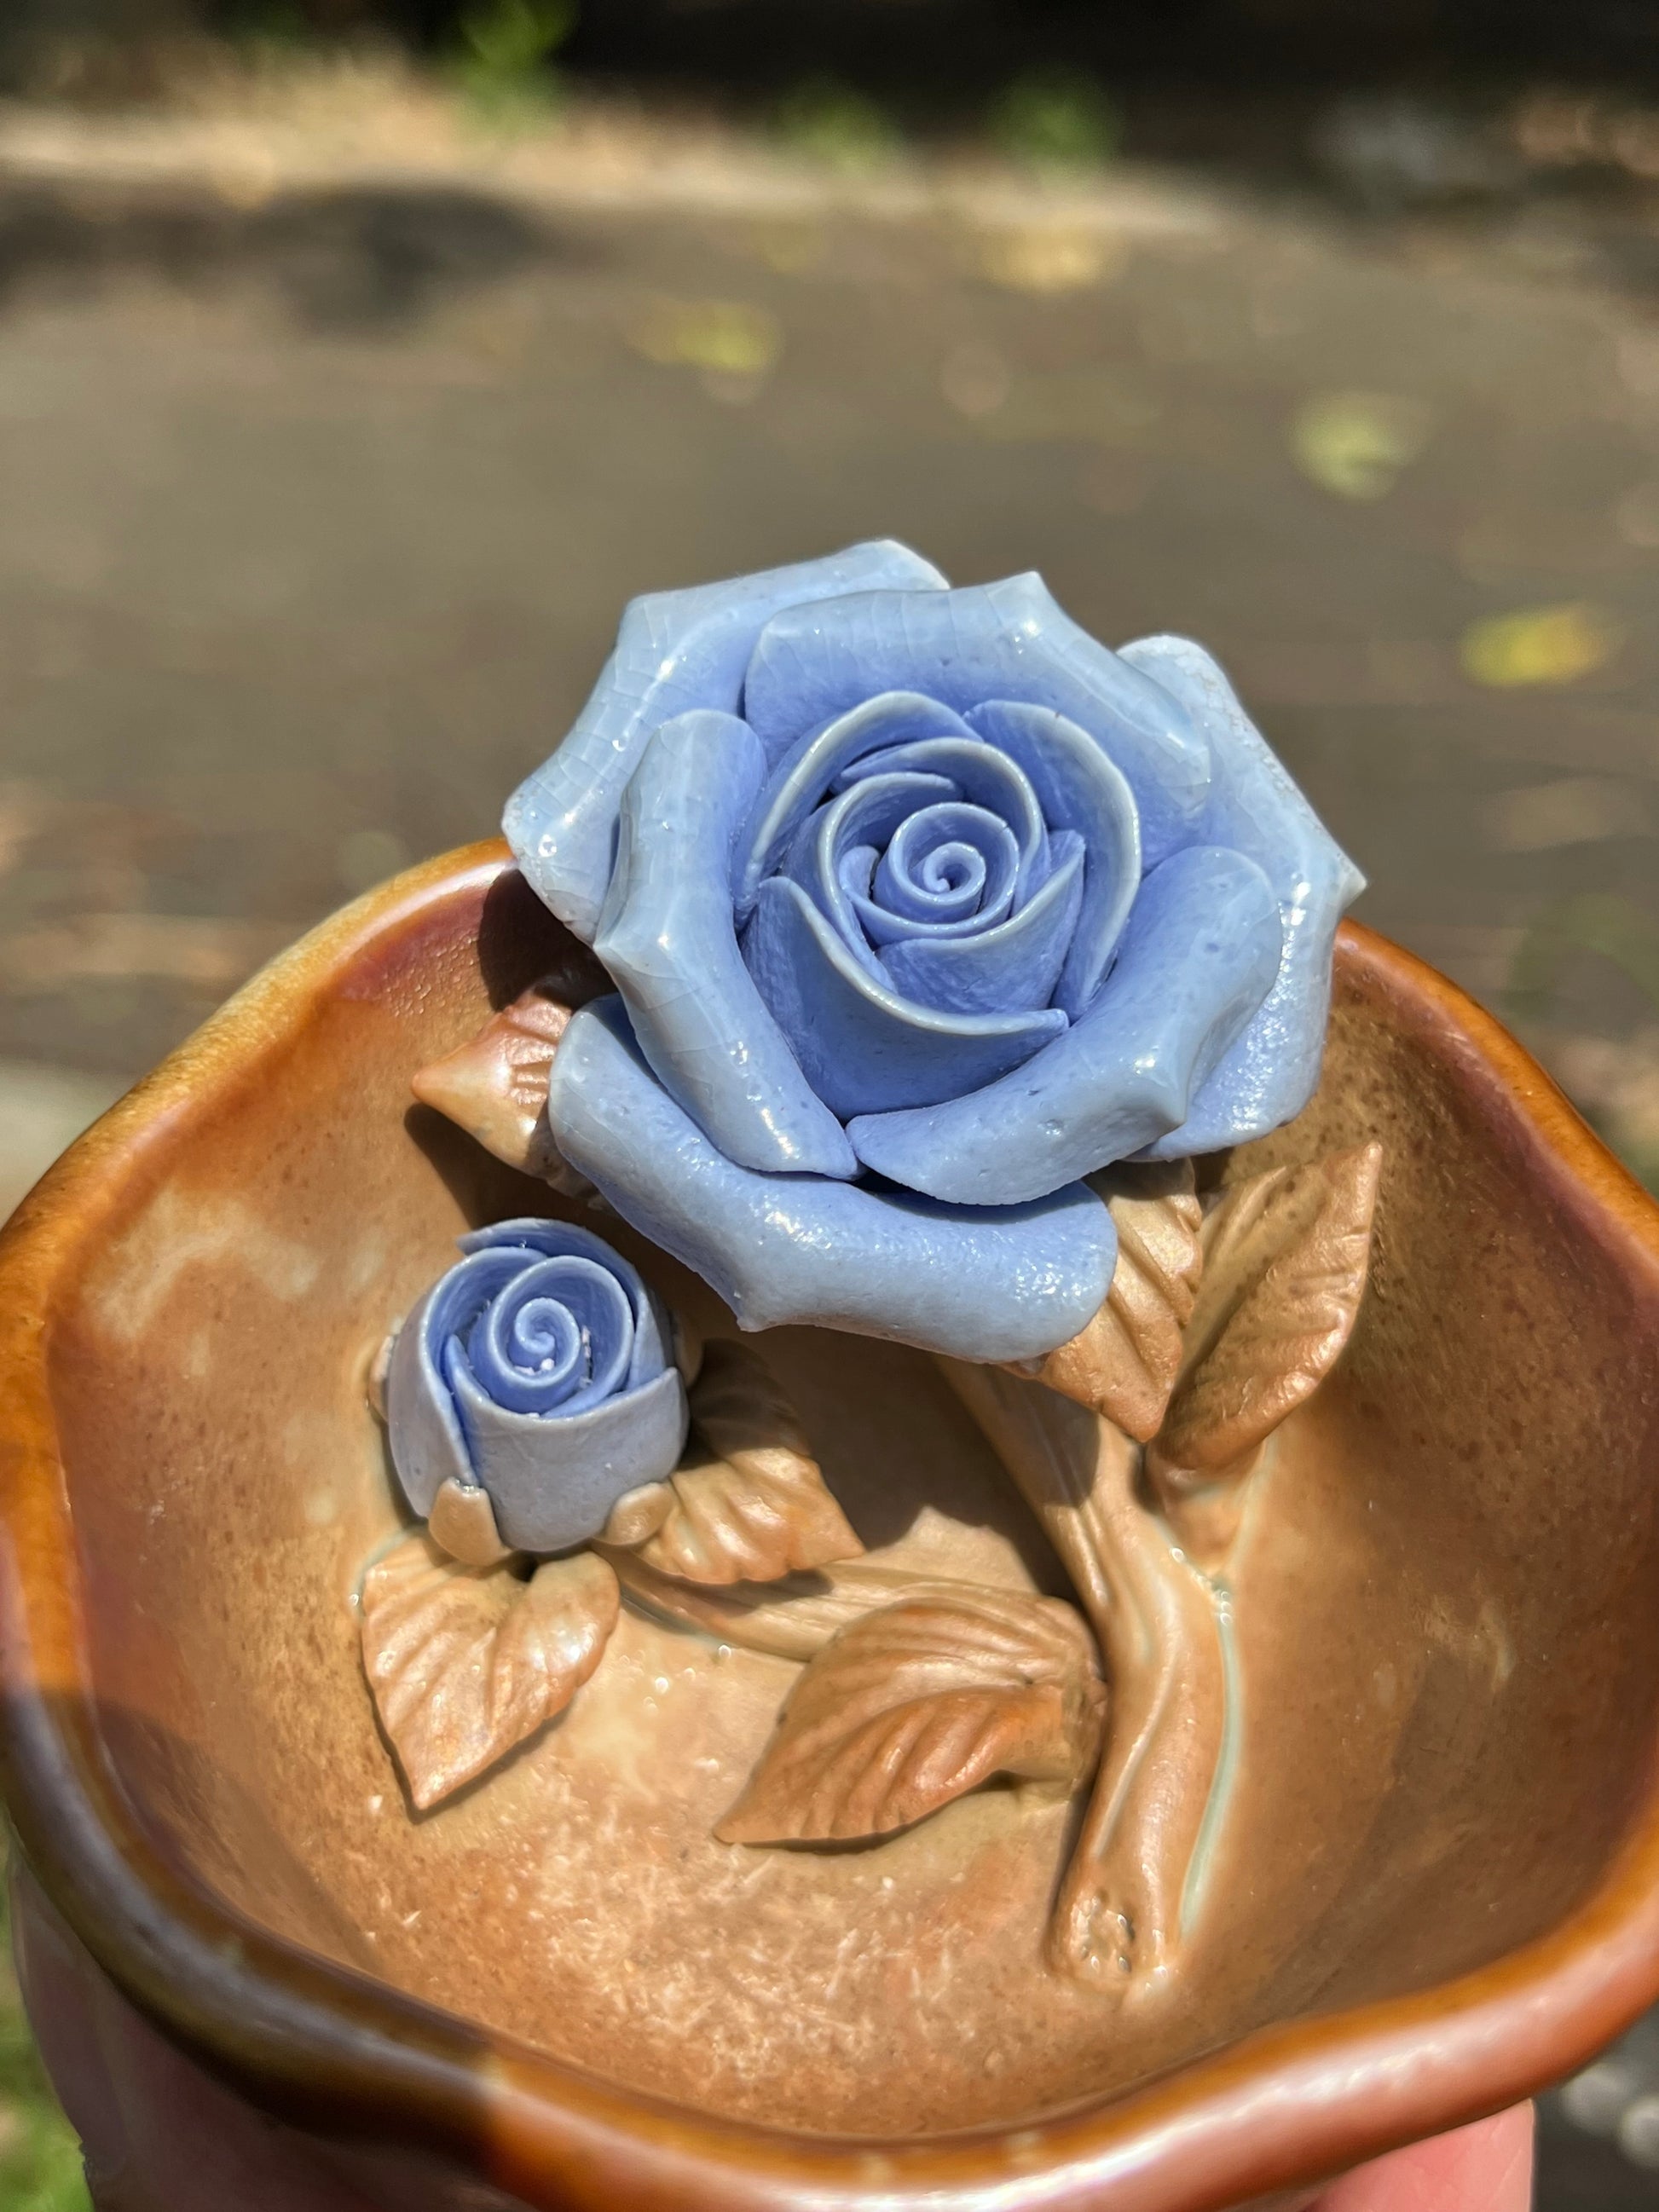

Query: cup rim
[4,838,1659,2212]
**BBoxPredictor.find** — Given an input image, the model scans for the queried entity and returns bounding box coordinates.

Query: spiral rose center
[458,1253,638,1418]
[870,802,1016,929]
[719,690,1145,1121]
[504,1294,586,1383]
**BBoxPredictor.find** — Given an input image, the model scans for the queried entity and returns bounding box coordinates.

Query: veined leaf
[361,1535,618,1810]
[602,1339,862,1585]
[717,1584,1104,1845]
[411,959,604,1191]
[1009,1160,1202,1440]
[1152,1141,1383,1491]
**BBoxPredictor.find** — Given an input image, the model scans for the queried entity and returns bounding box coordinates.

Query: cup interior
[37,864,1659,2135]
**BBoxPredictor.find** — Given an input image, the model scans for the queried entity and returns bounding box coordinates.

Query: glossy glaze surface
[386,1217,688,1553]
[508,546,1361,1356]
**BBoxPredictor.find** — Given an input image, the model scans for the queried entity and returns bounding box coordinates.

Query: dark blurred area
[12,0,1659,77]
[9,0,1659,152]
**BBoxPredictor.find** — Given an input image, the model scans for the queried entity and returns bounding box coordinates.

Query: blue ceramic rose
[386,1218,688,1552]
[506,542,1361,1364]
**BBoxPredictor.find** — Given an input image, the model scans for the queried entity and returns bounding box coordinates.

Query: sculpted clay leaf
[425,1476,513,1568]
[361,1534,619,1811]
[602,1339,862,1585]
[717,1585,1105,1845]
[1011,1161,1203,1440]
[411,958,606,1191]
[1153,1141,1384,1487]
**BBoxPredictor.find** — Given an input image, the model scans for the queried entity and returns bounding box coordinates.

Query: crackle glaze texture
[3,847,1659,2212]
[508,545,1362,1358]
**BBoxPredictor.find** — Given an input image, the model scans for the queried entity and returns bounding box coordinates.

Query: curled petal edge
[742,574,1209,869]
[545,996,1119,1364]
[505,540,948,941]
[962,699,1142,1018]
[847,845,1284,1207]
[1119,635,1365,1159]
[743,875,1066,1119]
[594,708,858,1179]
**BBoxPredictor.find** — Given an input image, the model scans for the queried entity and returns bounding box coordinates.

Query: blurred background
[3,0,1659,2203]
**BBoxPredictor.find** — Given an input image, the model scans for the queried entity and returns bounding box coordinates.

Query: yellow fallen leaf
[627,298,783,378]
[1290,390,1431,500]
[1460,603,1621,688]
[1478,776,1634,852]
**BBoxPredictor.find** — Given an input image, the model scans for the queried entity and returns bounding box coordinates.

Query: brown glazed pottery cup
[4,839,1659,2212]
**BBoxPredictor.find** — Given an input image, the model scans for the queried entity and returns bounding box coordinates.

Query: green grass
[0,1886,90,2212]
[775,76,901,172]
[990,66,1120,172]
[454,0,578,124]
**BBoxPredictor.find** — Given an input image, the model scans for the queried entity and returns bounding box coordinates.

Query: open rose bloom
[506,541,1362,1360]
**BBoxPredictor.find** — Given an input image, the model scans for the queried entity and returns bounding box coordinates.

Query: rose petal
[743,575,1208,868]
[444,1361,690,1554]
[457,1254,633,1415]
[455,1217,672,1388]
[505,540,948,940]
[764,720,1082,1018]
[839,734,1050,903]
[1118,638,1366,1158]
[847,845,1283,1205]
[593,709,858,1179]
[546,996,1118,1363]
[881,835,1083,1016]
[962,700,1142,1016]
[737,690,975,917]
[384,1284,471,1515]
[742,875,1066,1117]
[785,767,960,966]
[872,802,1018,928]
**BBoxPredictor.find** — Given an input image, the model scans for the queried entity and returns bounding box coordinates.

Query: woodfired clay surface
[4,847,1659,2212]
[369,1028,1382,2001]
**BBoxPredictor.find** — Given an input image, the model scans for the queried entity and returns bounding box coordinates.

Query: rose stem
[939,1360,1228,2001]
